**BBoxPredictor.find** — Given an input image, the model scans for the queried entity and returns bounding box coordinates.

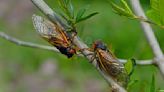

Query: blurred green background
[0,0,164,92]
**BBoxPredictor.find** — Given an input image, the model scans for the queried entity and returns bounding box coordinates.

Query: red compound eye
[93,44,96,50]
[69,49,76,54]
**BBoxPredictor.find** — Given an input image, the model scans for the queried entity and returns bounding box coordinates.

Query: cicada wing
[32,14,67,43]
[97,49,128,87]
[97,49,124,76]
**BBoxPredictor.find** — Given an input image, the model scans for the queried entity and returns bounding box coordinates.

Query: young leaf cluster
[110,0,164,29]
[58,0,98,31]
[109,0,136,18]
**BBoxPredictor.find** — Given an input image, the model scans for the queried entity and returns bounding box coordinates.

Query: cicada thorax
[32,15,76,58]
[93,40,128,87]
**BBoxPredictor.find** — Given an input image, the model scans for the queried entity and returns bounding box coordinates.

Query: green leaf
[64,0,69,5]
[76,12,99,23]
[110,0,135,18]
[68,0,74,18]
[76,8,87,22]
[147,10,161,25]
[58,0,74,19]
[150,75,155,92]
[127,80,138,90]
[124,59,136,76]
[121,0,133,15]
[147,0,164,25]
[58,0,98,29]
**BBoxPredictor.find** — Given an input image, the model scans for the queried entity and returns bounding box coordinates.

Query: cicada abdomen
[93,40,128,87]
[32,15,76,58]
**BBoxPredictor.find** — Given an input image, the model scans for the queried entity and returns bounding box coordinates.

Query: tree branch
[0,32,58,52]
[31,0,127,91]
[130,0,164,77]
[130,0,163,59]
[31,0,68,29]
[0,31,154,66]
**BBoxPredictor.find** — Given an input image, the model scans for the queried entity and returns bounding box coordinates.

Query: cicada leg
[79,48,94,56]
[71,31,77,39]
[89,55,96,63]
[79,48,93,52]
[94,55,101,68]
[66,29,77,42]
[77,48,97,63]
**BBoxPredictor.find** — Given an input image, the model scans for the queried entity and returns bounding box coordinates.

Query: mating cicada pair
[88,41,129,87]
[32,15,76,58]
[32,15,128,87]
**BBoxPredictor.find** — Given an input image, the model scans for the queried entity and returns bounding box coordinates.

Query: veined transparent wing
[32,14,68,43]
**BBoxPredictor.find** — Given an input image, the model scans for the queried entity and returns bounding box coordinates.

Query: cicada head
[93,40,107,51]
[55,46,76,58]
[66,47,76,58]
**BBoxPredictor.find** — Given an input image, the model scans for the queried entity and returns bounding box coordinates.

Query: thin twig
[0,32,58,52]
[119,59,154,65]
[130,0,164,77]
[0,31,154,66]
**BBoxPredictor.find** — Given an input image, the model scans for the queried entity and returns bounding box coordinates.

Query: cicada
[32,15,76,58]
[92,40,128,87]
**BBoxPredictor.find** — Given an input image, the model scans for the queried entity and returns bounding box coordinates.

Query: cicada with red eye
[92,40,128,87]
[32,15,76,58]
